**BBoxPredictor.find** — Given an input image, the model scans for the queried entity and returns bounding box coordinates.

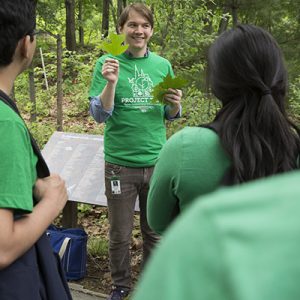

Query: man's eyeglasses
[27,29,40,42]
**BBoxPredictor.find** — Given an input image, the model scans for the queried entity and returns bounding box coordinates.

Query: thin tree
[57,35,63,131]
[29,67,36,122]
[117,0,124,19]
[231,0,239,28]
[102,0,110,38]
[65,0,76,50]
[78,0,84,46]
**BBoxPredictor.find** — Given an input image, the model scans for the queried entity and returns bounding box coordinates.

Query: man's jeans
[105,162,160,289]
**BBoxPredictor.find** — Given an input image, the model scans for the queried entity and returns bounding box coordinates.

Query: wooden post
[39,48,49,90]
[62,202,78,228]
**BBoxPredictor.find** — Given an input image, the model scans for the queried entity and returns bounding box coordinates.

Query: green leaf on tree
[151,74,188,104]
[100,33,128,56]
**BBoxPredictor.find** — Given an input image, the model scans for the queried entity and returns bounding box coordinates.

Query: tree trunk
[65,0,76,51]
[102,0,110,38]
[117,0,124,19]
[231,0,239,28]
[218,13,229,34]
[78,0,84,46]
[109,0,118,33]
[57,35,63,131]
[29,68,36,122]
[203,0,214,34]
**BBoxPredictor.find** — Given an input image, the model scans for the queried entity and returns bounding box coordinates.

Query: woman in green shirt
[147,24,300,234]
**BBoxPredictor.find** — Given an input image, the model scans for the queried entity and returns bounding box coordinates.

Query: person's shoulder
[149,52,171,64]
[171,126,218,142]
[0,102,28,142]
[0,102,24,125]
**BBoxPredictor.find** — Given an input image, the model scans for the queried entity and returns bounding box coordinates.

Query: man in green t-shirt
[89,3,182,299]
[133,171,300,300]
[0,1,70,298]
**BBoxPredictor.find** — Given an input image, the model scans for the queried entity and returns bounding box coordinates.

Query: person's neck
[0,65,18,96]
[127,46,148,58]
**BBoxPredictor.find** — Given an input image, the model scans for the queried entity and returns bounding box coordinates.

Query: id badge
[111,179,121,194]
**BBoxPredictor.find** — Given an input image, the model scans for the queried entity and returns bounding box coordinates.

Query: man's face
[119,10,153,56]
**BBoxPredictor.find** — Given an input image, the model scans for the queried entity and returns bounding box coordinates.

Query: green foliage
[166,85,220,137]
[37,0,65,35]
[78,203,92,215]
[11,0,300,148]
[60,50,96,114]
[88,238,108,257]
[288,76,300,126]
[27,120,56,148]
[100,33,129,56]
[151,74,188,104]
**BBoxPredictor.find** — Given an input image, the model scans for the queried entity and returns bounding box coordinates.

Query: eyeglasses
[26,29,40,42]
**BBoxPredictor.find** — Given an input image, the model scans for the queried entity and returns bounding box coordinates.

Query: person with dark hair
[0,1,71,299]
[147,24,300,234]
[88,3,182,300]
[133,171,300,300]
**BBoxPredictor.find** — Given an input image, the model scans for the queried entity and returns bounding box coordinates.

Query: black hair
[0,0,36,67]
[208,24,300,183]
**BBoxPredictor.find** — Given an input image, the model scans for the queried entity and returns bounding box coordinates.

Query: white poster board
[42,131,139,211]
[42,131,107,206]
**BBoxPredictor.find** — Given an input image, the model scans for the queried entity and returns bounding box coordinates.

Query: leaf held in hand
[151,74,188,104]
[100,33,128,56]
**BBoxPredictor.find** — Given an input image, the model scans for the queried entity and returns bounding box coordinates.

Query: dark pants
[105,162,160,289]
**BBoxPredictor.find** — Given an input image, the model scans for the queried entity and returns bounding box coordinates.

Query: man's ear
[149,27,153,38]
[19,35,31,59]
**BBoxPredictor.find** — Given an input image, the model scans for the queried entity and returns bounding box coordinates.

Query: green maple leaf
[151,74,188,104]
[100,33,129,56]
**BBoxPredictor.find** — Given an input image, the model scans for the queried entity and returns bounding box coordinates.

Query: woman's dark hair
[208,24,300,183]
[0,0,36,67]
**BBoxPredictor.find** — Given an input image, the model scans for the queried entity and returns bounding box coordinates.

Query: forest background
[13,0,300,294]
[16,0,300,145]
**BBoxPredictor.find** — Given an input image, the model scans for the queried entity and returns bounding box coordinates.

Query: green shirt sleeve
[89,55,110,98]
[0,119,37,212]
[147,130,183,234]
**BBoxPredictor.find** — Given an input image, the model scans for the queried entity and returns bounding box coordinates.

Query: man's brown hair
[118,3,154,29]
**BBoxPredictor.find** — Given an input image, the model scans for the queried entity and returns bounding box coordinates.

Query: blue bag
[47,224,88,281]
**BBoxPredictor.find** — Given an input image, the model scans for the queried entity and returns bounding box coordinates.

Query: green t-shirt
[147,126,230,234]
[133,170,300,300]
[89,52,174,167]
[0,101,37,213]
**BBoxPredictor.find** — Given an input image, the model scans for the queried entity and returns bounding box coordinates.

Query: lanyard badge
[111,176,121,194]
